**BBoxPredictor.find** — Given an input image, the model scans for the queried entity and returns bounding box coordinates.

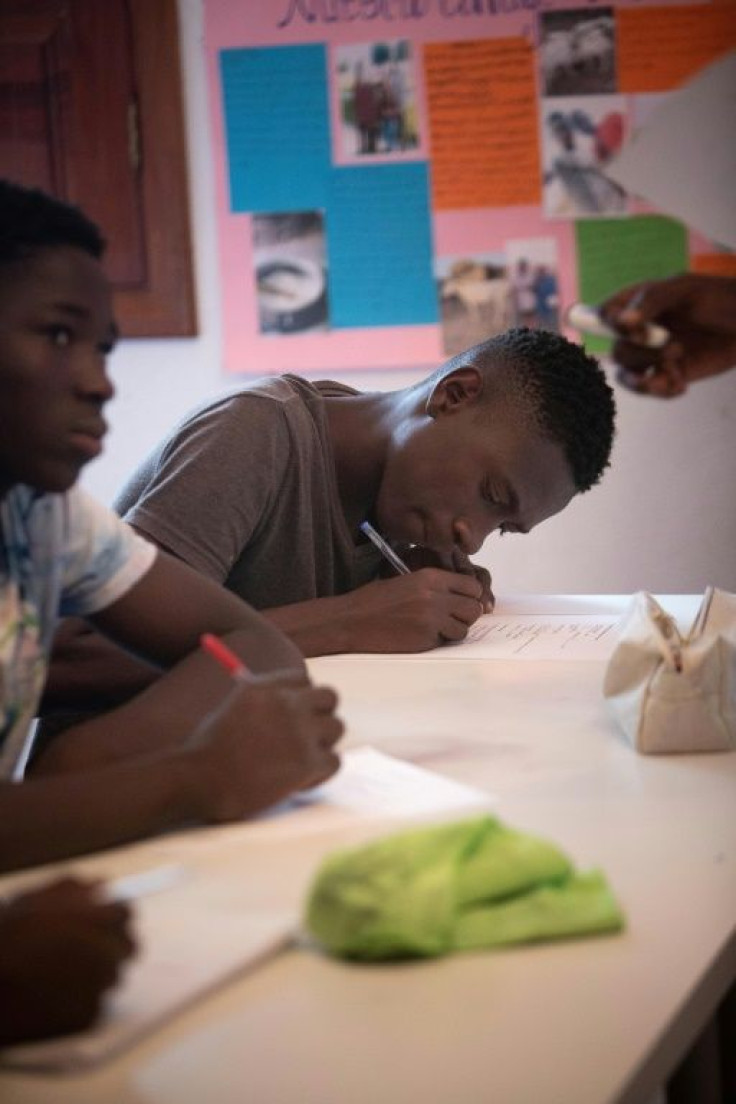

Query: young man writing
[46,323,615,738]
[119,333,615,654]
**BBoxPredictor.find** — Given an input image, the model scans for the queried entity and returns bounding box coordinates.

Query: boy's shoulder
[165,375,359,441]
[209,374,358,415]
[243,374,359,424]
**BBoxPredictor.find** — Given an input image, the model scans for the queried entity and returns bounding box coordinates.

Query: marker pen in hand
[199,633,251,682]
[566,302,670,349]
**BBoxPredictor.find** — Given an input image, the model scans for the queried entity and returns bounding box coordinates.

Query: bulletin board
[204,0,736,375]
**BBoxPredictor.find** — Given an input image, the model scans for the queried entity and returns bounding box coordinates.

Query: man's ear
[427,366,484,418]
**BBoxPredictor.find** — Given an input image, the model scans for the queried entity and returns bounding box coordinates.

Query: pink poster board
[204,0,733,376]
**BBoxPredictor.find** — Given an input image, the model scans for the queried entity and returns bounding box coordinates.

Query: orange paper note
[617,3,736,93]
[691,252,736,278]
[425,38,541,211]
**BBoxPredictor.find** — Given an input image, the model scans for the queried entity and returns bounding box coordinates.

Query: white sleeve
[59,487,157,616]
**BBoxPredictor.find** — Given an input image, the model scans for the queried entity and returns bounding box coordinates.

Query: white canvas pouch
[603,587,736,753]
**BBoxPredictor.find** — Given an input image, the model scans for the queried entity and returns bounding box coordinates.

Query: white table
[1,595,733,1104]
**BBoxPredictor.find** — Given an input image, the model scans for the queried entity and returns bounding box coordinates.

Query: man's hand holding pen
[299,521,489,653]
[343,568,486,652]
[393,544,494,614]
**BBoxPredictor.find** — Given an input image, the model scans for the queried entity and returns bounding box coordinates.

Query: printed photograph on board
[435,252,511,356]
[335,39,420,159]
[505,238,561,332]
[541,95,627,217]
[251,211,329,335]
[539,8,617,97]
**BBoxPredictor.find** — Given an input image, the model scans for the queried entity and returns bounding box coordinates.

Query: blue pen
[359,520,410,576]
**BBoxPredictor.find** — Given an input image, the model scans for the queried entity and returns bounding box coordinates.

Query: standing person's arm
[600,274,736,397]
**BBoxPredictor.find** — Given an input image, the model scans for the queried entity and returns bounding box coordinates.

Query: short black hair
[0,179,105,264]
[444,327,616,493]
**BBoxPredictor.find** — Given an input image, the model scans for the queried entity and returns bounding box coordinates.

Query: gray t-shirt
[115,375,381,609]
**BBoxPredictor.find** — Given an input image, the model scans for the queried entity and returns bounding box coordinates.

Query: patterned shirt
[0,485,156,779]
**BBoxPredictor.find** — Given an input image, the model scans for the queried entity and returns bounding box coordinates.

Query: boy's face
[374,372,577,557]
[0,246,116,498]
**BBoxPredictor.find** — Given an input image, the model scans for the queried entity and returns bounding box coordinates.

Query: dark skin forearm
[91,552,304,674]
[40,603,343,723]
[673,274,736,332]
[33,627,303,774]
[41,617,161,712]
[265,569,486,655]
[0,752,200,873]
[43,549,306,714]
[43,592,401,711]
[44,595,392,715]
[18,672,343,870]
[262,594,362,656]
[44,570,486,732]
[42,546,489,735]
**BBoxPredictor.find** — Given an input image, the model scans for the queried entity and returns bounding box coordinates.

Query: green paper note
[575,215,688,352]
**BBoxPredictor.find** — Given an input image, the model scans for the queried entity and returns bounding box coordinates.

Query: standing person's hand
[186,673,343,822]
[600,274,736,398]
[0,878,136,1045]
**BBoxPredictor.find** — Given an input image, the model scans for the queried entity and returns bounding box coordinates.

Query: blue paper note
[326,163,437,328]
[221,44,331,212]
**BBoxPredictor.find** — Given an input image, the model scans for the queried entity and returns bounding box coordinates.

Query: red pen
[200,633,251,681]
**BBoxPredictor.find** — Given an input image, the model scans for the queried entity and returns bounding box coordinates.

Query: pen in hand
[200,633,251,682]
[359,521,411,576]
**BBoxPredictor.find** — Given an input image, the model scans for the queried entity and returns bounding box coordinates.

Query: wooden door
[0,0,196,336]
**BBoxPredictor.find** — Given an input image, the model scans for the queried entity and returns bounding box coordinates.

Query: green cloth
[304,816,624,960]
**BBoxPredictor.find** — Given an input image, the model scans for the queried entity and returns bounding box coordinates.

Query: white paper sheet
[606,51,736,248]
[444,613,621,660]
[297,746,493,816]
[342,613,621,661]
[311,615,621,664]
[221,745,494,840]
[0,885,295,1073]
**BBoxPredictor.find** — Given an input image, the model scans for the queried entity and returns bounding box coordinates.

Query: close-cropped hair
[0,179,105,264]
[441,327,616,494]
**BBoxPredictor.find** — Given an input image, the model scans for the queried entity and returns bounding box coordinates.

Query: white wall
[81,0,736,596]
